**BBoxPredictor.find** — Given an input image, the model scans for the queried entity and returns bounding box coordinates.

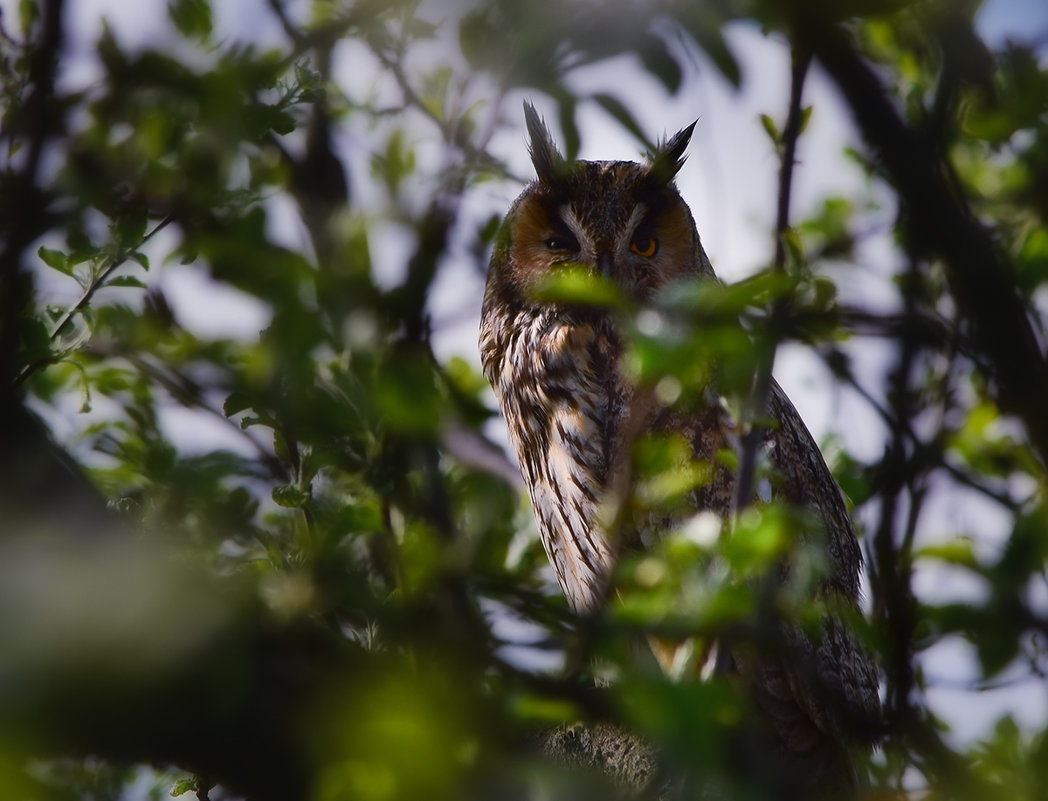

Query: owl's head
[483,102,711,322]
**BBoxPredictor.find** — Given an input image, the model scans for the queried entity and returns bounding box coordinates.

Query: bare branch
[735,46,811,513]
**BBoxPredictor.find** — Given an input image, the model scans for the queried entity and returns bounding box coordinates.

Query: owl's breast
[486,310,625,612]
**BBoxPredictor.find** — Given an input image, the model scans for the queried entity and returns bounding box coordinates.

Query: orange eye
[630,236,658,258]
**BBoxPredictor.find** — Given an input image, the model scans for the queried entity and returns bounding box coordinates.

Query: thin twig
[118,351,289,482]
[807,18,1048,468]
[734,46,811,512]
[13,215,174,387]
[871,254,923,736]
[820,349,1023,510]
[0,0,66,389]
[265,0,303,45]
[52,217,173,340]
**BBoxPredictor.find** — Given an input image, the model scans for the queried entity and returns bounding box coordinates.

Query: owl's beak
[596,251,615,280]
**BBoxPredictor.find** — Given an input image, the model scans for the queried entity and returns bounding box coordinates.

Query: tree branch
[0,0,65,378]
[735,45,811,512]
[802,17,1048,467]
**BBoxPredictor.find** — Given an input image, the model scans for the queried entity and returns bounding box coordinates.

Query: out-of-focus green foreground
[1,0,1047,798]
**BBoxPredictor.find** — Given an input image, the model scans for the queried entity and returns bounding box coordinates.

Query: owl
[479,103,880,790]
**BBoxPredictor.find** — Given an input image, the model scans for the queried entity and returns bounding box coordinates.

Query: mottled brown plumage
[479,103,879,790]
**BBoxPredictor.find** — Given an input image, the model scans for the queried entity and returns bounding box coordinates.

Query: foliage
[0,0,1046,799]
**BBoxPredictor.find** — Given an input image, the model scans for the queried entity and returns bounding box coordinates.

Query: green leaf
[104,276,147,289]
[592,93,653,150]
[974,610,1022,679]
[38,246,70,274]
[759,114,780,146]
[639,35,683,94]
[723,506,791,576]
[269,109,296,136]
[374,353,442,436]
[1017,226,1048,293]
[20,317,52,363]
[168,0,212,40]
[531,265,625,308]
[556,93,579,162]
[798,105,813,135]
[223,392,253,417]
[114,209,148,246]
[692,22,740,87]
[510,693,578,725]
[272,484,309,508]
[443,356,488,398]
[170,778,196,797]
[372,129,416,193]
[781,227,805,267]
[18,0,38,35]
[915,539,980,570]
[246,104,296,137]
[405,17,439,39]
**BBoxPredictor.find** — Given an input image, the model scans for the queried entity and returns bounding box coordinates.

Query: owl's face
[495,159,701,302]
[482,104,709,333]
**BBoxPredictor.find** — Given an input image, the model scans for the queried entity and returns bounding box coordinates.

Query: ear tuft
[648,120,697,184]
[524,101,567,183]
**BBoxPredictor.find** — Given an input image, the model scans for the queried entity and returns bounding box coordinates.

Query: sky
[7,0,1048,754]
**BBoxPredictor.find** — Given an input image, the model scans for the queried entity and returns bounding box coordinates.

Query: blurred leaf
[246,103,296,137]
[798,104,813,134]
[556,93,580,162]
[18,0,38,34]
[223,391,253,417]
[638,34,683,94]
[799,196,856,259]
[443,356,488,399]
[632,434,711,510]
[510,693,579,725]
[723,505,791,576]
[104,275,148,289]
[170,777,196,797]
[531,265,626,308]
[38,245,70,274]
[372,129,417,195]
[592,93,653,150]
[1017,226,1048,293]
[617,675,741,769]
[915,539,980,570]
[168,0,212,40]
[759,113,780,147]
[114,209,148,247]
[374,351,442,436]
[19,317,52,364]
[273,484,310,508]
[681,14,741,88]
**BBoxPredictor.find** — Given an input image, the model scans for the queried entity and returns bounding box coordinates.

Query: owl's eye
[545,233,579,252]
[630,235,658,258]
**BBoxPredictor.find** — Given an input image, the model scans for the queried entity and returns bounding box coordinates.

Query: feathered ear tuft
[648,120,697,184]
[524,101,567,183]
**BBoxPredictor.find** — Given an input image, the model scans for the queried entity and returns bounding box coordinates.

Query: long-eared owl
[478,103,879,789]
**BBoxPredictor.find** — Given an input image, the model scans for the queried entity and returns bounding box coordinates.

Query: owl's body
[480,105,879,789]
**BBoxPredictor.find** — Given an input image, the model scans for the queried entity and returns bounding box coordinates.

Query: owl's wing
[736,624,876,787]
[730,381,881,785]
